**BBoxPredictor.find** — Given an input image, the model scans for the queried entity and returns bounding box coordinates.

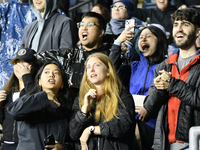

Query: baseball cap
[10,48,36,64]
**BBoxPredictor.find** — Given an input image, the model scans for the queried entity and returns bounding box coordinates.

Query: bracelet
[80,110,88,116]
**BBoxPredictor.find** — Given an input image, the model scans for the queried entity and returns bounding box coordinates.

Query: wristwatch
[89,126,95,135]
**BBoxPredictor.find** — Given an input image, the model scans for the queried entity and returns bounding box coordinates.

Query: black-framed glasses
[77,22,102,29]
[111,5,126,10]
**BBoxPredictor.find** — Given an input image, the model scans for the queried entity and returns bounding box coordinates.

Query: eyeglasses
[111,5,126,10]
[77,22,102,29]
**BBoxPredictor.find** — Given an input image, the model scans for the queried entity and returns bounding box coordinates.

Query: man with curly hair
[138,8,200,150]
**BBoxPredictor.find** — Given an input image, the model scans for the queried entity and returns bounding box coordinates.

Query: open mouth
[159,0,164,3]
[48,79,55,84]
[82,32,88,40]
[36,1,42,4]
[141,43,150,52]
[176,35,184,39]
[91,74,97,78]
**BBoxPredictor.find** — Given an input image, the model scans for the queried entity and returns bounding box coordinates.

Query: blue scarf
[109,18,126,35]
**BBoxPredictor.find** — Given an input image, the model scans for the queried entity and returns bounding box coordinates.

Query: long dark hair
[136,25,168,64]
[29,61,72,111]
[93,4,111,23]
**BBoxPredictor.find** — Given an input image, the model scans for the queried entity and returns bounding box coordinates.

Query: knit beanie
[111,0,134,18]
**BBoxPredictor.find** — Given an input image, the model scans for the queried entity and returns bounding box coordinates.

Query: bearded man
[138,8,200,150]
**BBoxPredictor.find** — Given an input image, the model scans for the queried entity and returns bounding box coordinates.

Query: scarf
[109,18,126,35]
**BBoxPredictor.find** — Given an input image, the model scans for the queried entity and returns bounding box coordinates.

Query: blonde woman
[69,53,135,150]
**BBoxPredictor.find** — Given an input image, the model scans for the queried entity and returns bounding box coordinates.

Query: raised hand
[81,89,97,114]
[154,70,171,90]
[159,70,171,82]
[0,90,7,103]
[116,25,135,43]
[14,62,32,79]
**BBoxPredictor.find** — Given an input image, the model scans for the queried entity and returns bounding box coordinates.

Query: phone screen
[125,19,135,32]
[44,134,55,145]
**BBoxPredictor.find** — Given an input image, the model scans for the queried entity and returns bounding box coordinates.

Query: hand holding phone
[125,19,135,32]
[44,134,55,145]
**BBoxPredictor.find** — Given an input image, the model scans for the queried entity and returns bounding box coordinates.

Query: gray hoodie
[29,0,57,51]
[22,0,77,52]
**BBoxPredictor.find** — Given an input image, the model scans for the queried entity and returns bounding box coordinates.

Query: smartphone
[44,134,55,145]
[125,19,135,32]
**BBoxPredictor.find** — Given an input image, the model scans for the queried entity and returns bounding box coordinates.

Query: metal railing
[69,0,94,13]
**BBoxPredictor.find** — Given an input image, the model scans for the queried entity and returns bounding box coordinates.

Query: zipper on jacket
[98,137,100,150]
[12,120,16,142]
[142,64,150,95]
[173,62,180,79]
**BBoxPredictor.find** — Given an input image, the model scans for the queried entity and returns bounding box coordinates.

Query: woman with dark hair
[7,61,74,150]
[91,4,111,23]
[130,25,168,150]
[130,25,168,95]
[0,48,36,150]
[69,53,135,150]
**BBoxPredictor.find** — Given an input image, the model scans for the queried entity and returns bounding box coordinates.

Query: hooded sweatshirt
[29,0,57,51]
[21,0,77,52]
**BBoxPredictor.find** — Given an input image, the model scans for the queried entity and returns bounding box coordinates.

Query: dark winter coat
[69,90,135,150]
[174,0,200,13]
[69,44,110,90]
[143,49,200,150]
[7,91,72,150]
[132,0,176,35]
[0,74,34,144]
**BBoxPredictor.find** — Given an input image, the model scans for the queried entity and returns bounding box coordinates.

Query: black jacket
[0,74,34,143]
[69,44,110,91]
[69,90,135,150]
[132,0,176,35]
[174,0,200,13]
[7,91,72,150]
[69,43,132,94]
[143,50,200,150]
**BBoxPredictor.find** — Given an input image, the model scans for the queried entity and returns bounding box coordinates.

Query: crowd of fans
[0,0,200,150]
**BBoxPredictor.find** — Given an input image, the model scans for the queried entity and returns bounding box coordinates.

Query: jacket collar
[167,48,200,65]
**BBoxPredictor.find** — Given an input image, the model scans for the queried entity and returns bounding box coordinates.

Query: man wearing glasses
[69,12,111,96]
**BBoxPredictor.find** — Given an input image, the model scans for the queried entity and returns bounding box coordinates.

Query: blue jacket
[130,52,158,95]
[130,52,158,129]
[0,0,36,89]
